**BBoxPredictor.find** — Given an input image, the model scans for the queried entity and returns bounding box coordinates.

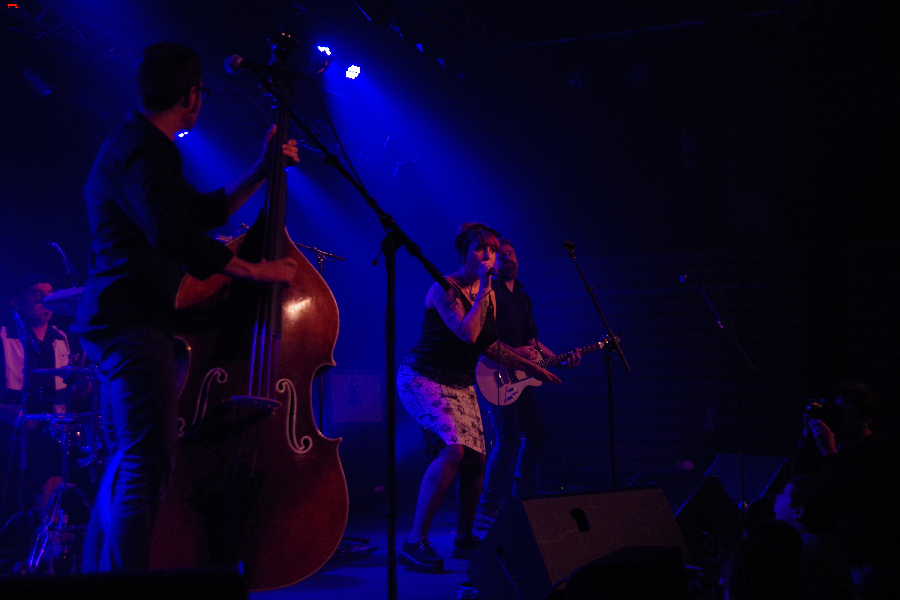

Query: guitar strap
[525,303,543,357]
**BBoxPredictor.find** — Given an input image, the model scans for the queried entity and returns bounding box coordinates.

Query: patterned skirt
[397,364,485,455]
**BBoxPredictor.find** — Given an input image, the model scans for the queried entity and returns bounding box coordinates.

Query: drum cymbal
[41,286,84,316]
[29,366,92,377]
[24,413,84,423]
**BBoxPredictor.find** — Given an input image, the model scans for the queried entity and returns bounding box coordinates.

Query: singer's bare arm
[427,279,494,343]
[483,341,561,384]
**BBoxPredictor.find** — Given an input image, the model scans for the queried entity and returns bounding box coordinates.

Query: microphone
[224,54,278,75]
[562,240,576,250]
[46,241,79,284]
[487,267,500,278]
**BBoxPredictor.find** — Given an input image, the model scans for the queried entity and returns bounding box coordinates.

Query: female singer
[396,222,560,573]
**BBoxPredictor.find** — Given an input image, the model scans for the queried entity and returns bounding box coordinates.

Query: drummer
[1,272,85,516]
[1,272,74,413]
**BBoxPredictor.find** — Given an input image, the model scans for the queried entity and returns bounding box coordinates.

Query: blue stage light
[317,46,331,56]
[177,131,189,138]
[346,65,361,80]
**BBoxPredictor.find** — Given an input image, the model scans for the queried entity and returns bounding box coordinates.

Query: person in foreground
[724,519,803,600]
[792,382,899,599]
[396,223,561,574]
[74,42,300,572]
[774,474,857,600]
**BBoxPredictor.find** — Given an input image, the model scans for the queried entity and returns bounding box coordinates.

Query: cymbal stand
[28,415,92,573]
[0,410,30,567]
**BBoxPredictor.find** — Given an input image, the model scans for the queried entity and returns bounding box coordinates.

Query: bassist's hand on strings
[250,125,300,182]
[263,124,300,166]
[252,257,298,285]
[223,256,298,285]
[226,126,301,213]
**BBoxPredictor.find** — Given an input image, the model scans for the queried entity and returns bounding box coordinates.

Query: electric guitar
[476,336,610,406]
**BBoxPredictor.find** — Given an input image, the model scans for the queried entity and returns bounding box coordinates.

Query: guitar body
[476,356,542,406]
[476,338,610,406]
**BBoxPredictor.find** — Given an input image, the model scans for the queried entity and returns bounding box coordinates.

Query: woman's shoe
[398,539,444,574]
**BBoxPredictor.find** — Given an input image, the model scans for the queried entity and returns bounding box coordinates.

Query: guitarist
[476,238,580,528]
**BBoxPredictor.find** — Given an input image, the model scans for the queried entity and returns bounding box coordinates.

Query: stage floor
[253,505,472,600]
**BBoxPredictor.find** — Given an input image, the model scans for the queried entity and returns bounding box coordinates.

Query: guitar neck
[536,339,607,368]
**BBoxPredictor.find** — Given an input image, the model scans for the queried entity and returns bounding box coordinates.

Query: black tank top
[407,282,498,387]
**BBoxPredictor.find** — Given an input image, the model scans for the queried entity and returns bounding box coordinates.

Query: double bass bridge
[177,367,282,440]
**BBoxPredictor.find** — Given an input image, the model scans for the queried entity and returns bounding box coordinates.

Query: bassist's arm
[224,125,300,217]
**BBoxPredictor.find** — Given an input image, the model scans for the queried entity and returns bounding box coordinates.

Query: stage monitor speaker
[705,454,789,502]
[0,566,247,599]
[631,470,741,564]
[467,487,689,600]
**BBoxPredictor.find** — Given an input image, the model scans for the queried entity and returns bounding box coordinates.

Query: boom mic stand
[681,275,756,506]
[562,241,631,487]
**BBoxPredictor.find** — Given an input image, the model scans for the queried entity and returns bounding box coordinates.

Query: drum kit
[1,286,101,574]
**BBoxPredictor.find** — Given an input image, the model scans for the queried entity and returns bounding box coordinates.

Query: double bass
[149,31,348,591]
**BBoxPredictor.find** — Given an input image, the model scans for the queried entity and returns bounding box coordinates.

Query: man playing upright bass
[74,42,301,572]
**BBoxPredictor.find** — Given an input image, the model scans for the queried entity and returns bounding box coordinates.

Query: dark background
[2,1,897,509]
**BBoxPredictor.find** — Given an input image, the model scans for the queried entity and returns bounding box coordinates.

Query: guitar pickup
[495,369,526,386]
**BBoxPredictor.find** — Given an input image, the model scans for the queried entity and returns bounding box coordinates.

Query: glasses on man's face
[23,290,50,303]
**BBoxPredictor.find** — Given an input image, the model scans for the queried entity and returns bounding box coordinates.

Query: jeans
[479,386,546,510]
[80,326,180,572]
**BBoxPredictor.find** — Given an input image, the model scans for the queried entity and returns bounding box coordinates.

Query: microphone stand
[562,242,631,487]
[47,242,80,290]
[685,278,756,506]
[252,59,449,600]
[294,242,346,435]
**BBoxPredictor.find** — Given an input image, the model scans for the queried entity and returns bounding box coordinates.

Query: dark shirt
[75,111,234,336]
[408,282,498,387]
[798,533,857,600]
[494,280,538,347]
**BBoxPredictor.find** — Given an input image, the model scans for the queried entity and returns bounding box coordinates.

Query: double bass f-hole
[150,29,348,591]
